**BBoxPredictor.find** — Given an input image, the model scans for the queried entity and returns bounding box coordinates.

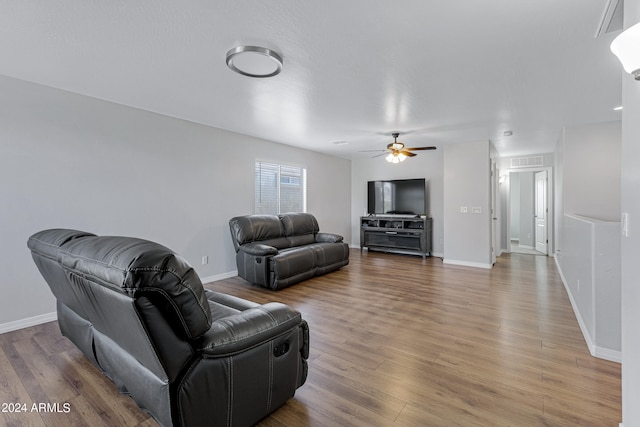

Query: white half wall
[555,214,621,361]
[0,75,351,328]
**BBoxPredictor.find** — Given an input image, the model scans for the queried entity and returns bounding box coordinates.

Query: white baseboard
[200,270,238,284]
[554,258,621,363]
[443,259,493,269]
[0,312,57,334]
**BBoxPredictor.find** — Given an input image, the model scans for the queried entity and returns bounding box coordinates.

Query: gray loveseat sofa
[27,229,309,427]
[229,213,349,290]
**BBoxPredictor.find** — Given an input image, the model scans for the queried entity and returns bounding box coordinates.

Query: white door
[534,170,548,254]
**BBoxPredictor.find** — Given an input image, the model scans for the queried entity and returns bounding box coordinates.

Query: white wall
[518,172,535,248]
[553,119,622,363]
[0,75,351,328]
[443,140,491,267]
[554,132,565,257]
[350,148,444,256]
[563,121,621,221]
[621,1,640,424]
[510,173,520,240]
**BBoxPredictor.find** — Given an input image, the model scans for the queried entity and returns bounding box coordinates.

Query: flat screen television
[367,178,426,216]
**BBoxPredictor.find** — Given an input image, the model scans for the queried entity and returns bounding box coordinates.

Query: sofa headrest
[28,229,212,339]
[280,213,319,236]
[229,215,284,248]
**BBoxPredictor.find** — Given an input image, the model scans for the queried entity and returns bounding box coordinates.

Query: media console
[360,215,432,259]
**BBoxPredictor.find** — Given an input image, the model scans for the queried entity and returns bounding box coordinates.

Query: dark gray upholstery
[27,229,309,427]
[229,213,349,290]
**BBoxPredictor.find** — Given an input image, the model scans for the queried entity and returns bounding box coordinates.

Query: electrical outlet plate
[201,256,208,265]
[460,206,468,213]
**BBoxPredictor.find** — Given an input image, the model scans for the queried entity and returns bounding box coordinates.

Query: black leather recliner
[27,229,309,427]
[229,213,350,290]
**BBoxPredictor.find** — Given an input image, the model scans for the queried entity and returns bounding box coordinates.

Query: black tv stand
[360,215,432,259]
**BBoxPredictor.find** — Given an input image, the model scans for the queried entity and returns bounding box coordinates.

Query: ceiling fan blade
[359,149,388,153]
[400,150,417,157]
[405,146,437,151]
[371,152,388,158]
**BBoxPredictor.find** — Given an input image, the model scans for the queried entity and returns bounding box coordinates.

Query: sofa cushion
[308,242,350,267]
[280,213,319,237]
[271,247,316,280]
[287,234,316,247]
[229,215,284,248]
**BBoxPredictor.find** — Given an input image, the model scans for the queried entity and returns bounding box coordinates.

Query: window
[255,161,307,214]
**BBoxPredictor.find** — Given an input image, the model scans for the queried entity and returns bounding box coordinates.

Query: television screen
[367,178,426,215]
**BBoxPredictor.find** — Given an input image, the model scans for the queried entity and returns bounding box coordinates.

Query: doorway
[505,167,553,256]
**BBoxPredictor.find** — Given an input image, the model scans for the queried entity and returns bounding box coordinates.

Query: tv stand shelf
[360,216,432,259]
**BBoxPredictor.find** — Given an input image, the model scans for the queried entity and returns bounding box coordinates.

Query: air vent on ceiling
[596,0,624,37]
[510,156,544,169]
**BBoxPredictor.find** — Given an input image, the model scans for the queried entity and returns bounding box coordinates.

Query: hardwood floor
[0,251,621,426]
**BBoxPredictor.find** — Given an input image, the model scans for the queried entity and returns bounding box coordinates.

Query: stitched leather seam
[267,341,273,412]
[228,357,233,426]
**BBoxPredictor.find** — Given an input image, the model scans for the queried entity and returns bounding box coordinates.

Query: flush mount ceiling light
[226,46,283,78]
[610,22,640,80]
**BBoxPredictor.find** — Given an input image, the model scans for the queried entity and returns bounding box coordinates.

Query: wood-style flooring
[0,251,621,426]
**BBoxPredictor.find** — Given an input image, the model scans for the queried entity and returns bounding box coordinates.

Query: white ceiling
[0,0,624,159]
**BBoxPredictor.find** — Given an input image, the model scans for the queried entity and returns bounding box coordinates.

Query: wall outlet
[201,256,208,265]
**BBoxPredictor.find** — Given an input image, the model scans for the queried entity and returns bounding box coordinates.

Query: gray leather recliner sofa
[27,229,309,427]
[229,213,349,290]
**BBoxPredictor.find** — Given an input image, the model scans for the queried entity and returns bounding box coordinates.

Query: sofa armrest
[238,242,279,256]
[316,232,344,243]
[198,302,302,356]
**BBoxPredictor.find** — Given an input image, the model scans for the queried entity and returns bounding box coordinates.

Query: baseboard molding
[594,346,622,363]
[200,270,238,284]
[443,259,493,269]
[0,312,57,335]
[554,257,621,363]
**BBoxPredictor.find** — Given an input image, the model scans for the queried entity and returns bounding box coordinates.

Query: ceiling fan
[365,132,436,163]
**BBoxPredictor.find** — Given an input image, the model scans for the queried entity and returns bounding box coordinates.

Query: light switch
[471,207,482,214]
[622,212,629,237]
[460,206,468,213]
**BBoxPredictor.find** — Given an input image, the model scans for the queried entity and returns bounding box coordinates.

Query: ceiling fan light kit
[610,21,640,80]
[383,132,435,163]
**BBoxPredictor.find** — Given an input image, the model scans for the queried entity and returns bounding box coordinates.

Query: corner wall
[443,140,492,267]
[620,1,640,424]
